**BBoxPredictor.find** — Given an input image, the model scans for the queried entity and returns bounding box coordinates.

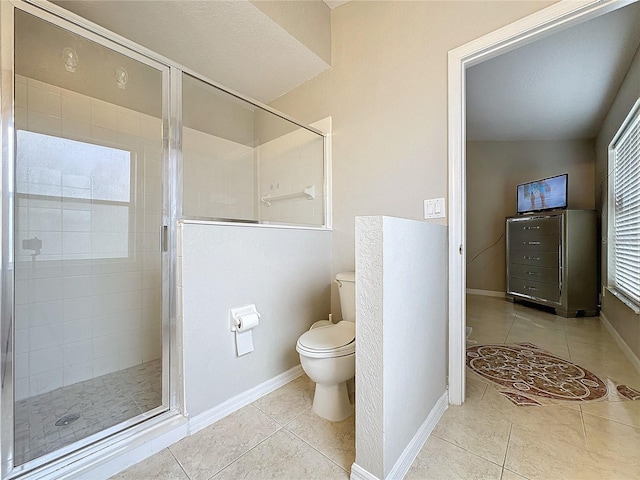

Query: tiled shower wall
[182,128,255,220]
[258,129,324,227]
[182,122,324,226]
[13,74,162,401]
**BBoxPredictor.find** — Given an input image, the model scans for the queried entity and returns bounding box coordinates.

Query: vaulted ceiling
[466,1,640,141]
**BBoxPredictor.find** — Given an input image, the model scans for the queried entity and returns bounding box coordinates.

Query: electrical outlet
[424,198,445,219]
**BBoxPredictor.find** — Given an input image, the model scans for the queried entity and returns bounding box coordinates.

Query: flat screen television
[517,173,568,214]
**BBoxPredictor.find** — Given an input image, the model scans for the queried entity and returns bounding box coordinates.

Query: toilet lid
[297,321,355,351]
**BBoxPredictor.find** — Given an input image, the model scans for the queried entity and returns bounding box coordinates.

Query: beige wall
[466,140,596,292]
[595,42,640,358]
[182,74,256,147]
[251,0,331,65]
[270,0,555,315]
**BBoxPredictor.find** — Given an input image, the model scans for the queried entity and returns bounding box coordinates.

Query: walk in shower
[2,4,171,476]
[1,1,326,477]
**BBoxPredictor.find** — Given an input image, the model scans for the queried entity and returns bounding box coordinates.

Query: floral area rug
[466,342,640,406]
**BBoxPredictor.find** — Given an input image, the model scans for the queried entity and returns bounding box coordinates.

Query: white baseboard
[466,289,505,298]
[188,365,304,434]
[349,391,448,480]
[350,463,380,480]
[386,392,448,479]
[600,313,640,376]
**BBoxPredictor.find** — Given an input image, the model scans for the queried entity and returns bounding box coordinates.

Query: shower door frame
[0,1,182,478]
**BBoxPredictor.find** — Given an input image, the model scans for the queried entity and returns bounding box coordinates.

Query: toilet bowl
[296,272,356,422]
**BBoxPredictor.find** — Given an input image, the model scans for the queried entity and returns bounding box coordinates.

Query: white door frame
[447,0,637,405]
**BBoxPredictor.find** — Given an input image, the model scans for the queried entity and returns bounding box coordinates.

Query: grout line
[279,405,313,429]
[168,448,191,479]
[199,425,285,480]
[503,467,533,480]
[503,313,516,342]
[434,435,505,469]
[502,423,513,468]
[579,405,589,451]
[479,381,489,402]
[249,401,271,418]
[284,427,351,474]
[566,340,575,362]
[581,407,640,431]
[251,402,312,430]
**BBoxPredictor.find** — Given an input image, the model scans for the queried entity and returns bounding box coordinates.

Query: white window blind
[612,107,640,306]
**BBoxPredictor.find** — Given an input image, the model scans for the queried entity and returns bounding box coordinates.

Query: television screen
[517,174,568,214]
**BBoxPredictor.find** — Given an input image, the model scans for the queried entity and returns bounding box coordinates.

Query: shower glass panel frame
[0,0,327,477]
[0,1,179,477]
[181,73,327,228]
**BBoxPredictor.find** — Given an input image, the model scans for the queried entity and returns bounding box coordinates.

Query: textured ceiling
[52,0,330,103]
[16,9,163,118]
[46,0,640,141]
[466,2,640,141]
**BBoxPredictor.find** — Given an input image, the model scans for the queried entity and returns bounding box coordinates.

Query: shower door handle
[161,225,168,252]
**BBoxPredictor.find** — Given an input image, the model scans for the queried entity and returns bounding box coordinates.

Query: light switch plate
[424,198,445,219]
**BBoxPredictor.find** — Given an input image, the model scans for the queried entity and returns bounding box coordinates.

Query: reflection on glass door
[13,10,166,465]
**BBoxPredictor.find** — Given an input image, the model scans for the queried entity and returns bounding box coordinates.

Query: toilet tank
[336,272,356,322]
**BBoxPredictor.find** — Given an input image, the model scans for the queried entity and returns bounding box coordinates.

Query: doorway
[447,0,638,404]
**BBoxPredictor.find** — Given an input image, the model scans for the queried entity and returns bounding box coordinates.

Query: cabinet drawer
[508,217,560,236]
[509,234,559,252]
[509,249,559,267]
[508,277,560,303]
[509,264,559,284]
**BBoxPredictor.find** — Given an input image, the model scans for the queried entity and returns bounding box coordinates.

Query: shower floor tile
[14,359,162,466]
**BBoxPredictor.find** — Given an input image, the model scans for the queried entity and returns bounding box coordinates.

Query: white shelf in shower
[261,185,316,207]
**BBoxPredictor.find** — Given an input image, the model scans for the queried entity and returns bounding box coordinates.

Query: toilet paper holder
[230,304,261,332]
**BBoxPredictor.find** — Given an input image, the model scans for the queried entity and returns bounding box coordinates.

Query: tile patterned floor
[15,359,162,465]
[113,296,640,479]
[465,343,611,403]
[112,374,353,480]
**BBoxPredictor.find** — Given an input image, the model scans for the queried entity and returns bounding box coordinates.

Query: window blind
[613,109,640,306]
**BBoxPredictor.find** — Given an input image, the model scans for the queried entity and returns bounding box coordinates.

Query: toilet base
[312,380,354,422]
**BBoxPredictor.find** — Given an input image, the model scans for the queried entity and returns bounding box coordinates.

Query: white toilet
[296,272,355,422]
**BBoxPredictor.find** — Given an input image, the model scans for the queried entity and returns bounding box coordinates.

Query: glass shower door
[11,9,167,466]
